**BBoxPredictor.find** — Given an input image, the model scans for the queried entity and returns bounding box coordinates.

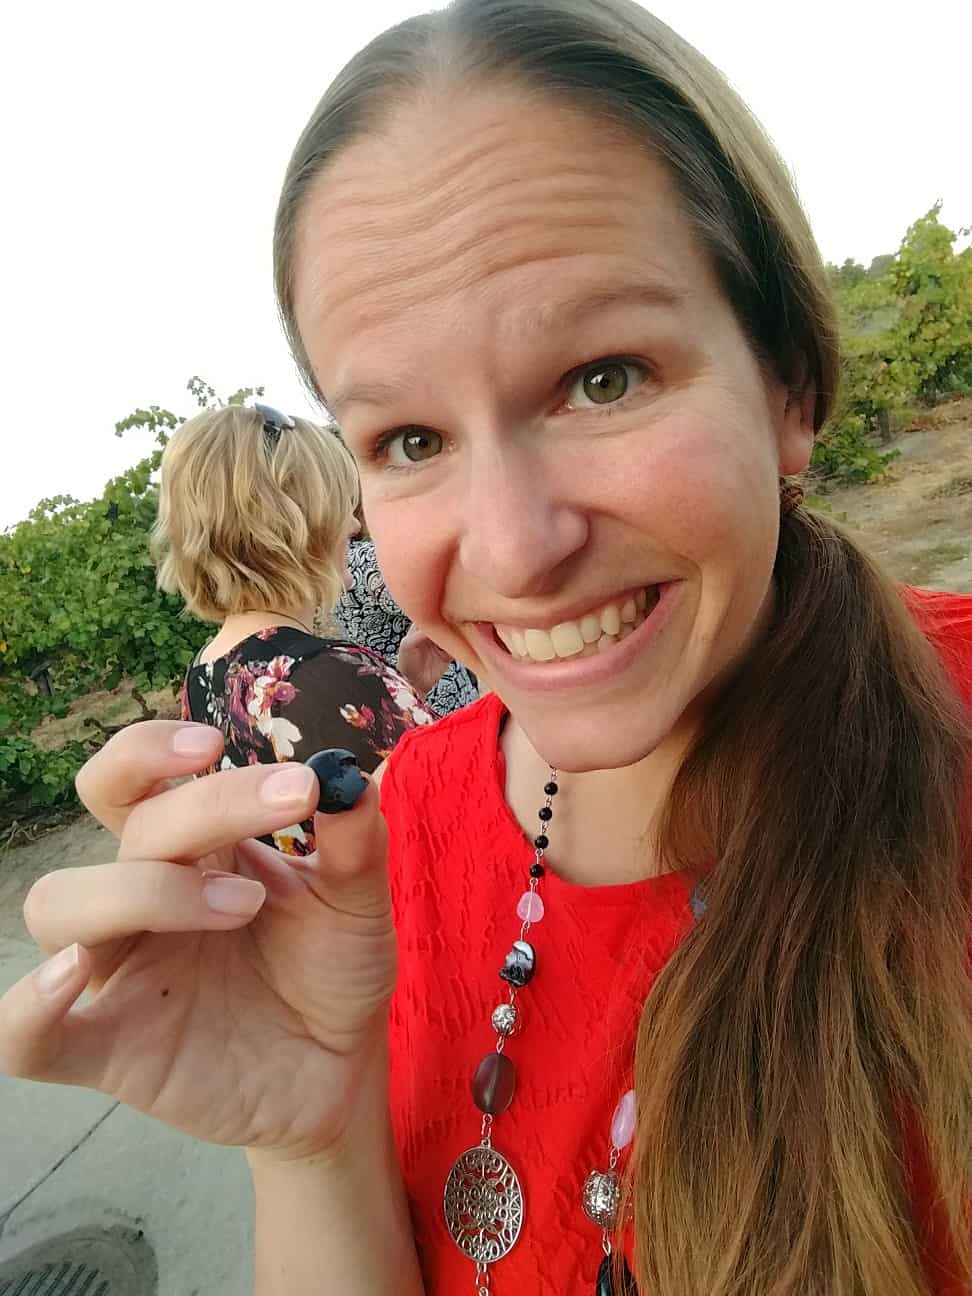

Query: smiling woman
[284,93,819,786]
[2,3,971,1296]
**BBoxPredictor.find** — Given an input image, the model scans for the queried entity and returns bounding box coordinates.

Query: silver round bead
[491,1003,518,1037]
[582,1169,621,1228]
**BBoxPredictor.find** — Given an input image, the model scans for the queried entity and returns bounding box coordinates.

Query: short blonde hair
[152,405,359,622]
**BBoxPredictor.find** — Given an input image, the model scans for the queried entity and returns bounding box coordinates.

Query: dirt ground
[30,683,181,751]
[0,815,115,942]
[817,397,972,592]
[1,398,970,946]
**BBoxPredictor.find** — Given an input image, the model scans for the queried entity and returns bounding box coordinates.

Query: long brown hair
[645,508,971,1293]
[273,2,972,1290]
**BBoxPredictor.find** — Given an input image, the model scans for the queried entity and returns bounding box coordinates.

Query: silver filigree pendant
[444,1143,524,1264]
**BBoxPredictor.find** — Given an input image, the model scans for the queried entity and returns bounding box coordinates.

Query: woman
[153,401,435,853]
[3,3,970,1294]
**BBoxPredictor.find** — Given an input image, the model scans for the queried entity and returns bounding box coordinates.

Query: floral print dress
[182,626,435,855]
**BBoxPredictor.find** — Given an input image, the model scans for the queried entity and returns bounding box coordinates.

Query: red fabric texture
[899,590,972,1292]
[382,588,972,1294]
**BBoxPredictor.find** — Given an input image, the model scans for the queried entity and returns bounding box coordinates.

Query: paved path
[0,936,254,1294]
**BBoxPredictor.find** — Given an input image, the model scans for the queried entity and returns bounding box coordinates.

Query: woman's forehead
[292,84,711,358]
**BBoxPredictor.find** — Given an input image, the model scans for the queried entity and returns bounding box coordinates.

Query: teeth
[495,587,659,663]
[580,613,602,644]
[600,604,621,636]
[550,622,585,658]
[495,626,517,655]
[524,628,556,661]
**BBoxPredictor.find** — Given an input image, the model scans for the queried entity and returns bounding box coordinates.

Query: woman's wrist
[246,1104,398,1197]
[247,1032,424,1295]
[249,1136,423,1296]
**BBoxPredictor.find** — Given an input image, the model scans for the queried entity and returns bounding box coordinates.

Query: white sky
[3,0,968,529]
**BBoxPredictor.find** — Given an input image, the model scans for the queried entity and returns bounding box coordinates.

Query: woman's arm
[249,1033,424,1296]
[0,723,423,1296]
[246,761,422,1294]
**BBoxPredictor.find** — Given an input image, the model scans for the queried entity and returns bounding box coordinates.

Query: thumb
[298,751,390,919]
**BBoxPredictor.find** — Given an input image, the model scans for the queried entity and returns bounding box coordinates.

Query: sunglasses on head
[254,401,295,449]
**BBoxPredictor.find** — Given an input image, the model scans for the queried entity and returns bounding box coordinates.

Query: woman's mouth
[493,586,662,663]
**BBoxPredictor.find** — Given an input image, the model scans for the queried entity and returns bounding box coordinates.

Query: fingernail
[260,764,317,805]
[35,944,81,996]
[305,749,368,814]
[203,874,266,916]
[172,726,219,756]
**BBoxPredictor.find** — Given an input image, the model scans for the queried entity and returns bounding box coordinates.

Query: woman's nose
[457,451,588,600]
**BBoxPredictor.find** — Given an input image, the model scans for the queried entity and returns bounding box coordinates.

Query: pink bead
[516,891,544,923]
[610,1089,636,1151]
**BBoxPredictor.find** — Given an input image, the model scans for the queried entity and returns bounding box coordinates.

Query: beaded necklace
[443,774,638,1295]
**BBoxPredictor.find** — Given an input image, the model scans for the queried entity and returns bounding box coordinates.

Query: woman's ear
[778,385,816,476]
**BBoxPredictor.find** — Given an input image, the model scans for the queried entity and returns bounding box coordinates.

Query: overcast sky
[3,0,968,529]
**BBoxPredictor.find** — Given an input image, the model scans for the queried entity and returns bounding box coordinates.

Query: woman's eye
[383,427,444,467]
[566,360,644,410]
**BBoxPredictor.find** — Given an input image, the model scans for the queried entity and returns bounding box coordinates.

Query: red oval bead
[472,1052,516,1115]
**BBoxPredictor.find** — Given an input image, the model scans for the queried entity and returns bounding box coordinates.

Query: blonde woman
[152,402,434,854]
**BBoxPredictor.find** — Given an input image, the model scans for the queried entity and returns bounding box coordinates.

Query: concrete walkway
[0,937,254,1295]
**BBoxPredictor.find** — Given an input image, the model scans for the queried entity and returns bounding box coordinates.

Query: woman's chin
[513,705,685,776]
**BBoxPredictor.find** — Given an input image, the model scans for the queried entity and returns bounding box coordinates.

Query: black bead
[544,781,559,796]
[533,834,549,851]
[596,1253,637,1296]
[538,806,553,822]
[305,748,367,814]
[530,862,545,878]
[499,939,536,987]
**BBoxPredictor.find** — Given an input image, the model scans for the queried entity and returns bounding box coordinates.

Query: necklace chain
[250,609,313,634]
[442,771,637,1294]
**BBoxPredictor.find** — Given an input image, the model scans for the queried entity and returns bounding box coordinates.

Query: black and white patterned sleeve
[333,540,479,715]
[333,540,411,663]
[427,660,480,714]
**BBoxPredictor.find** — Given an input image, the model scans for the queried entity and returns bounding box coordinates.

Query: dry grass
[928,475,972,501]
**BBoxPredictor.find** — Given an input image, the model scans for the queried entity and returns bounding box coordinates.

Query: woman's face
[293,87,813,772]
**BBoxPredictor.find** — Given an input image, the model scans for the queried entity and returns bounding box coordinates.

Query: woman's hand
[0,722,398,1161]
[397,623,451,696]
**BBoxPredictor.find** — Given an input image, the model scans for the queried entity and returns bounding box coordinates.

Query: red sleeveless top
[381,589,972,1295]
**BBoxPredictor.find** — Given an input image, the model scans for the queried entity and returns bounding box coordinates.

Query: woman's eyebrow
[328,377,413,416]
[546,278,685,330]
[328,279,684,414]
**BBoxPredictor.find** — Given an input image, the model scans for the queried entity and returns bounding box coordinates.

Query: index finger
[75,720,224,837]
